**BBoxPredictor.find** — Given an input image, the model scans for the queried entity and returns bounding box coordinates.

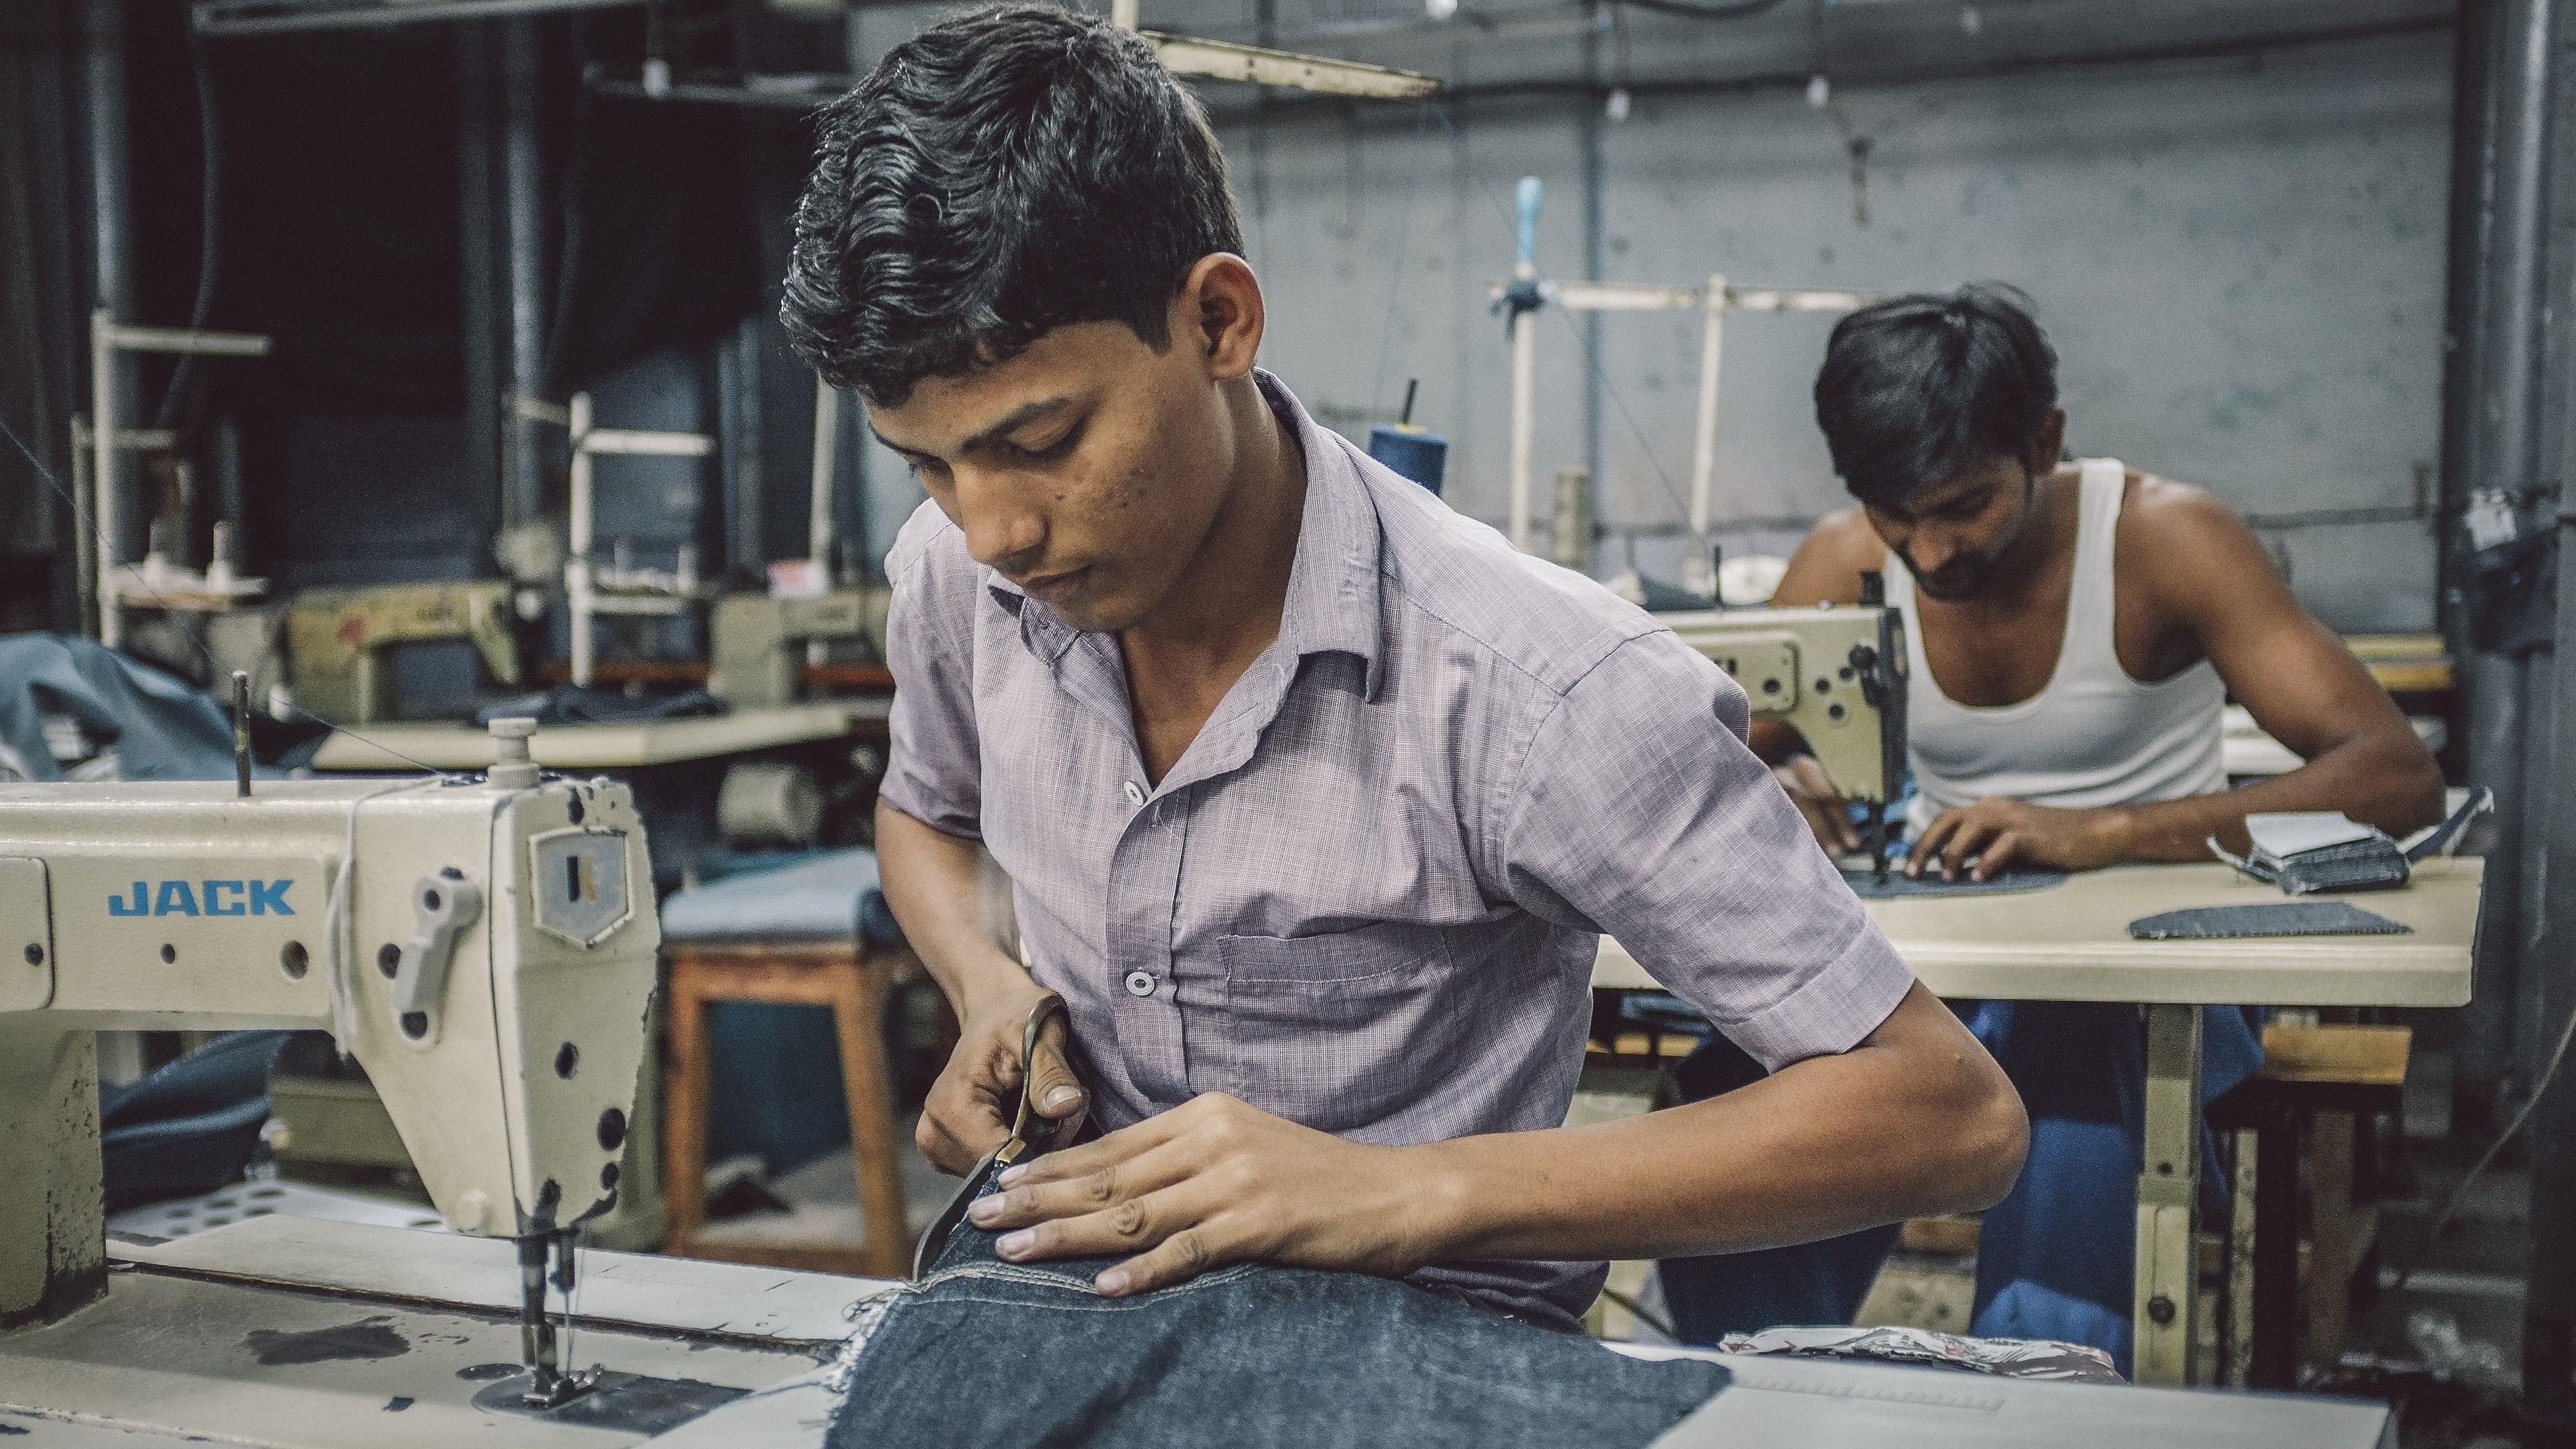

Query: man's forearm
[1408,984,2026,1264]
[2101,730,2445,862]
[875,799,1029,1011]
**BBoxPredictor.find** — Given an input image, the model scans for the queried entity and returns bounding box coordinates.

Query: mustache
[1902,550,1997,600]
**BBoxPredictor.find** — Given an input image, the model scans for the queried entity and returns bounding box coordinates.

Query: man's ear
[1173,253,1265,381]
[2028,408,2069,474]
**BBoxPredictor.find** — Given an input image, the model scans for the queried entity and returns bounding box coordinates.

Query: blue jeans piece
[829,1180,1729,1449]
[1655,1002,2263,1374]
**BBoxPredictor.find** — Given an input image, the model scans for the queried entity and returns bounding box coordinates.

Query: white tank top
[1891,458,2227,835]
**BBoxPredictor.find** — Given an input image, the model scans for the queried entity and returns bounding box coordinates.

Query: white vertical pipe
[567,392,595,687]
[1508,299,1537,553]
[1506,176,1544,554]
[809,375,838,582]
[809,375,842,667]
[1684,275,1727,597]
[91,309,120,647]
[1111,0,1140,30]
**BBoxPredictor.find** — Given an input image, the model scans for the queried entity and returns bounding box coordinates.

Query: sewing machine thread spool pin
[488,716,541,791]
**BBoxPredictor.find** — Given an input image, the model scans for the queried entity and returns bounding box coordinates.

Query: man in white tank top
[1762,284,2440,874]
[1657,285,2444,1367]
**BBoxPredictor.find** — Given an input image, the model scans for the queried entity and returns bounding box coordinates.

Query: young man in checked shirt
[780,5,2026,1333]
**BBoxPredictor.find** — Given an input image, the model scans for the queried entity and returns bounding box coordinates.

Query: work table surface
[1596,857,2483,1008]
[309,700,884,772]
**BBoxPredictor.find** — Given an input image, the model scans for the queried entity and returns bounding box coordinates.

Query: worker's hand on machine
[1907,796,2128,881]
[962,1092,1431,1297]
[917,975,1089,1176]
[1774,755,1863,856]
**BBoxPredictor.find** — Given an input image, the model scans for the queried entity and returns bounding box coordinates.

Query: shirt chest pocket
[1194,922,1452,1135]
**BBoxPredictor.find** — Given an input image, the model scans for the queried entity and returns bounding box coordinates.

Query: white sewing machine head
[1657,589,1910,869]
[0,720,655,1402]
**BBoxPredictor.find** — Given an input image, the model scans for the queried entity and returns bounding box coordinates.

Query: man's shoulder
[1772,507,1884,606]
[2114,472,2259,570]
[1355,451,1666,698]
[2118,471,2238,532]
[886,499,975,593]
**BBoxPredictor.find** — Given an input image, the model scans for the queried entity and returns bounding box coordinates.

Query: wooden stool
[663,939,919,1278]
[2209,1023,2411,1389]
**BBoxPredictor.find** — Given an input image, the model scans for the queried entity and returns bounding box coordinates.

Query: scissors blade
[909,991,1070,1281]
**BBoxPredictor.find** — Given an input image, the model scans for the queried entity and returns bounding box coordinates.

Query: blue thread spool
[1367,379,1448,495]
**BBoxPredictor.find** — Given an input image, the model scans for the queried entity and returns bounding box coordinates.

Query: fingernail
[997,1164,1027,1186]
[1095,1270,1130,1295]
[998,1230,1034,1257]
[968,1196,1002,1223]
[1044,1086,1081,1111]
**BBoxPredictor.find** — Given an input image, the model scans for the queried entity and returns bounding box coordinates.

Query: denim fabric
[829,1182,1728,1449]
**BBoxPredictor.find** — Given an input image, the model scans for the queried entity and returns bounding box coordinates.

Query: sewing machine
[287,581,524,724]
[1657,584,1909,876]
[708,586,891,708]
[0,719,659,1417]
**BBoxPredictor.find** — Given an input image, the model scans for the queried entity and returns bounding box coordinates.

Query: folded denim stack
[2215,813,2410,894]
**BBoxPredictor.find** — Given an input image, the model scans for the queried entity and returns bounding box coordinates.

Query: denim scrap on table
[827,1181,1728,1449]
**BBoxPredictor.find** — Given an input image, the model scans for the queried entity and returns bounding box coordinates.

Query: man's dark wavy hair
[780,5,1245,407]
[1812,283,2059,509]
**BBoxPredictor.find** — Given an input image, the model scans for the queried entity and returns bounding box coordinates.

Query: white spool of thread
[717,760,825,847]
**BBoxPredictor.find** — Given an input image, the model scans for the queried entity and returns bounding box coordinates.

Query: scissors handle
[912,990,1069,1280]
[999,990,1070,1167]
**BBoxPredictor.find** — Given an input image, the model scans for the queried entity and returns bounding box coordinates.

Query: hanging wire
[2386,996,2576,1296]
[1365,98,1436,428]
[1428,103,1697,528]
[150,34,226,431]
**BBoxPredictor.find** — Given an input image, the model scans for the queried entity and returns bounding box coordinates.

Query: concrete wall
[1222,26,2454,631]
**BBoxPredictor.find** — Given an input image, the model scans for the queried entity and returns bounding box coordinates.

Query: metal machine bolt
[2147,1294,2177,1326]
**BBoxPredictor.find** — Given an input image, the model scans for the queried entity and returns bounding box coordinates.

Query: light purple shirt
[881,372,1917,1328]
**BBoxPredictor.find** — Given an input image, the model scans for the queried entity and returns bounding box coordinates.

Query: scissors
[912,989,1072,1279]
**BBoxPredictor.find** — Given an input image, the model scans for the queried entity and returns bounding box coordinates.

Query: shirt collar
[982,370,1387,698]
[1263,370,1387,701]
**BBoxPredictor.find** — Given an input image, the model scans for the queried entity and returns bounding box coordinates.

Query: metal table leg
[2135,1003,2203,1384]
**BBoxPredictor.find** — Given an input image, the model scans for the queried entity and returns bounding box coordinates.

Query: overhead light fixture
[1143,33,1440,100]
[192,0,643,37]
[1426,0,1458,19]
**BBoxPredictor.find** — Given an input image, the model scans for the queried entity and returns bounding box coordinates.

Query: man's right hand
[1774,755,1862,857]
[916,968,1089,1176]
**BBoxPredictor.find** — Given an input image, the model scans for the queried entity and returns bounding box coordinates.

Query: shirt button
[1122,780,1146,808]
[1123,970,1157,998]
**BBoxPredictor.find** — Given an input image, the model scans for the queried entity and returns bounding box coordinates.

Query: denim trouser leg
[829,1175,1730,1449]
[1657,1223,1905,1345]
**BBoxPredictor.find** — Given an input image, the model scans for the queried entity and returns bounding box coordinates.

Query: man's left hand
[1907,798,2132,881]
[962,1092,1442,1296]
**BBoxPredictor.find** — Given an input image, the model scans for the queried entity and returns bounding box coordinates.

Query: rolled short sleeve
[1498,633,1916,1070]
[879,503,985,840]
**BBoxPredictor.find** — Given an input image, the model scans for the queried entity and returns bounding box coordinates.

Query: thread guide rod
[231,671,251,798]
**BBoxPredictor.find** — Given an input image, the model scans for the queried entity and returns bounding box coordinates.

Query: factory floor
[686,1112,960,1258]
